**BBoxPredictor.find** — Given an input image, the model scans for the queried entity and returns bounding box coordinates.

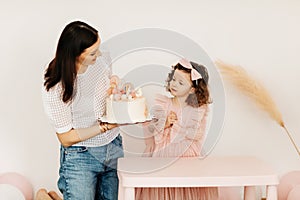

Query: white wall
[1,0,300,195]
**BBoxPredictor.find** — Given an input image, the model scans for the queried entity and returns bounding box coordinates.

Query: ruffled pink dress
[135,95,218,200]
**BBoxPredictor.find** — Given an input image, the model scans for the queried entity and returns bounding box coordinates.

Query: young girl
[135,58,218,200]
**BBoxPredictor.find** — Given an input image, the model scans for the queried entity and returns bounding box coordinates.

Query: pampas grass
[215,60,300,156]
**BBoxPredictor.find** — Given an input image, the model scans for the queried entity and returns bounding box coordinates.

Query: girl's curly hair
[166,61,212,107]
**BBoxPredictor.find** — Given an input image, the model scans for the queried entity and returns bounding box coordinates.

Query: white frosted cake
[106,97,147,123]
[104,75,148,123]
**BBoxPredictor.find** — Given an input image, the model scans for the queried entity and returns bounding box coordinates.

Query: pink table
[117,156,279,200]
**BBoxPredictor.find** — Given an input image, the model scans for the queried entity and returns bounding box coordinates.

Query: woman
[42,21,123,200]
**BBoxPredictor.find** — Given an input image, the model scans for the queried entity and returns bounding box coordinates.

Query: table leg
[266,185,277,200]
[244,186,256,200]
[118,184,124,200]
[124,187,135,200]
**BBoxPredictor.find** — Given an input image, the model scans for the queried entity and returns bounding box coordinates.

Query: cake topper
[107,75,142,101]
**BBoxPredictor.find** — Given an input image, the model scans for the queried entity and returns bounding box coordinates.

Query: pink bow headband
[177,58,202,81]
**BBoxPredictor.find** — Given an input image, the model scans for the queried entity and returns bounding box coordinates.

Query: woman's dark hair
[44,21,98,103]
[166,61,212,107]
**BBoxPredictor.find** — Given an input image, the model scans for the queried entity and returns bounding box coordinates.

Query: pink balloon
[278,171,300,200]
[0,172,33,200]
[287,185,300,200]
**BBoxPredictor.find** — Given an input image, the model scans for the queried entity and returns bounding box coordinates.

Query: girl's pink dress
[135,95,218,200]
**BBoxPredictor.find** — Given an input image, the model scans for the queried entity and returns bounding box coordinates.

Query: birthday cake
[105,75,148,123]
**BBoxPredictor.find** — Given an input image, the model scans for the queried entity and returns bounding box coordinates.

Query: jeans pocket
[64,146,88,161]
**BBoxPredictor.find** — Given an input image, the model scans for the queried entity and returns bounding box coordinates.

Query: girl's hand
[165,111,177,129]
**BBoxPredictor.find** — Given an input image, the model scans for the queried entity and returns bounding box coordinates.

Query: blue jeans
[58,135,124,200]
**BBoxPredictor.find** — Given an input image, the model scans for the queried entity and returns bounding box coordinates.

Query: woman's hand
[99,122,119,132]
[165,111,177,129]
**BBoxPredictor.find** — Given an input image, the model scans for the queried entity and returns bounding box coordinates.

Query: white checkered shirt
[42,51,119,147]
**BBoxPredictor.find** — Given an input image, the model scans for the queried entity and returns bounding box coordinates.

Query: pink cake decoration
[107,75,143,101]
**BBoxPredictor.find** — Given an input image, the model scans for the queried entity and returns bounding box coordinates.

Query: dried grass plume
[215,60,299,156]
